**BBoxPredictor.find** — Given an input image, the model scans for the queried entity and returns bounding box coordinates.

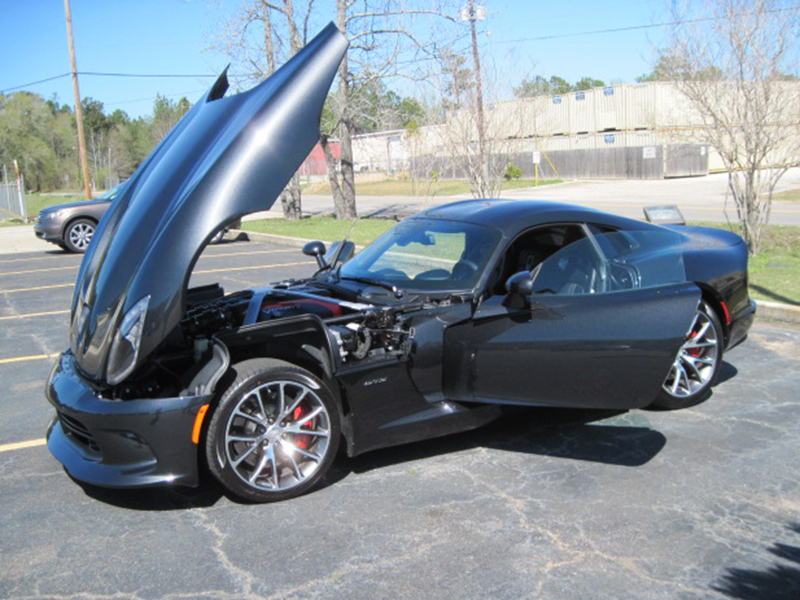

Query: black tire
[64,218,96,253]
[205,358,340,502]
[652,301,724,410]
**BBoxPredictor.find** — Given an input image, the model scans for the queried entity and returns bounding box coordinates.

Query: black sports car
[45,24,755,503]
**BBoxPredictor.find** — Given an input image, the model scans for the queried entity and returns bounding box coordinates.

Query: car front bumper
[45,351,210,488]
[33,222,62,244]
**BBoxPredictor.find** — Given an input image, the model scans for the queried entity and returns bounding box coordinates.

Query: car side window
[531,230,687,295]
[490,224,588,296]
[530,237,605,295]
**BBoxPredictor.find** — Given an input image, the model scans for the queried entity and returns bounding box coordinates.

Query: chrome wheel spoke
[248,448,271,484]
[231,440,260,467]
[280,442,305,479]
[253,389,269,422]
[281,388,308,420]
[669,364,681,394]
[681,356,703,381]
[284,425,328,438]
[233,409,262,427]
[280,383,292,418]
[288,444,321,462]
[685,340,715,350]
[227,434,261,444]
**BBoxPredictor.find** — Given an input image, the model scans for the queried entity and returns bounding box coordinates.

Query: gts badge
[363,377,388,387]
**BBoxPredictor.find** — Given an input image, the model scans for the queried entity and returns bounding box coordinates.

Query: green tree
[548,76,572,94]
[0,92,59,190]
[513,75,551,97]
[441,52,474,110]
[574,76,605,90]
[150,95,191,145]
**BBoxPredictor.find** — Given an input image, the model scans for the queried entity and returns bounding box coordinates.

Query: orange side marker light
[191,404,210,444]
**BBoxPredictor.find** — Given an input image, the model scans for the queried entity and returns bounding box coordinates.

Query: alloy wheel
[222,379,333,493]
[662,306,720,398]
[68,221,95,251]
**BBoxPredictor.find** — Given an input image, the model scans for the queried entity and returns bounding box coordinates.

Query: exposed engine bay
[115,282,421,400]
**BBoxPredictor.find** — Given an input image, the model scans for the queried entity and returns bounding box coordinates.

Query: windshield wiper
[339,276,404,299]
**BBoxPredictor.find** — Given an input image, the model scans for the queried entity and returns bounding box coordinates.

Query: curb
[755,300,800,325]
[234,229,800,325]
[232,229,366,251]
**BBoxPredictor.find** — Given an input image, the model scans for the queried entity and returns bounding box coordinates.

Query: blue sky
[0,0,669,119]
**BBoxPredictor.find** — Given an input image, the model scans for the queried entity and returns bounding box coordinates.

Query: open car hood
[69,23,348,384]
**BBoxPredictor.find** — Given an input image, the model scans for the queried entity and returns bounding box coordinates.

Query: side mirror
[505,271,533,296]
[303,240,328,269]
[325,240,355,266]
[503,271,533,309]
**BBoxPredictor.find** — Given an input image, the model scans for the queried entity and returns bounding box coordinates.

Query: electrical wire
[1,71,217,95]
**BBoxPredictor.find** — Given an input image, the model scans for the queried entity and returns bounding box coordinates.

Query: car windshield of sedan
[337,218,501,292]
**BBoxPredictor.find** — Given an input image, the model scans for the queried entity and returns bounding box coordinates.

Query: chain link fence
[0,177,26,221]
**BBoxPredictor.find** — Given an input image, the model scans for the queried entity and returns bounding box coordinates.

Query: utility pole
[64,0,92,200]
[461,1,488,191]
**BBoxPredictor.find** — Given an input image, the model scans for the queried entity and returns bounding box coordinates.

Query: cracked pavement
[1,240,798,599]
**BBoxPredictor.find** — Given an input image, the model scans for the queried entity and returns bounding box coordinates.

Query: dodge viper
[45,23,755,502]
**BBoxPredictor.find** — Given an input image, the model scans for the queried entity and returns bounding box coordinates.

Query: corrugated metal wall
[354,81,799,180]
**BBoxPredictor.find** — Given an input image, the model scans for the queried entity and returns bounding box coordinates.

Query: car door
[443,228,701,410]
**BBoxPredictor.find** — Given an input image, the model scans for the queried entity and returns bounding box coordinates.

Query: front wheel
[205,359,340,502]
[652,301,724,409]
[64,218,96,253]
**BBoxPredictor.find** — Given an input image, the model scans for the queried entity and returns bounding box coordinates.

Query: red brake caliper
[687,330,701,357]
[292,405,313,450]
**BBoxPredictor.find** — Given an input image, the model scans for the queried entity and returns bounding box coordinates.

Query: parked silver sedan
[33,184,123,253]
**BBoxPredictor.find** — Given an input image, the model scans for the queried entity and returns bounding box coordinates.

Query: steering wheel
[452,259,479,281]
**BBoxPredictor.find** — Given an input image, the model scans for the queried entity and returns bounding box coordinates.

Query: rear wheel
[205,359,340,502]
[652,301,723,409]
[64,218,96,253]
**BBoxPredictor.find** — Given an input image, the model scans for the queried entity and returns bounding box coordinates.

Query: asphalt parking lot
[1,237,799,600]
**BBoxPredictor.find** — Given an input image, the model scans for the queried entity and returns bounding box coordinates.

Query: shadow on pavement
[713,523,800,600]
[343,407,666,476]
[75,475,223,511]
[76,407,666,510]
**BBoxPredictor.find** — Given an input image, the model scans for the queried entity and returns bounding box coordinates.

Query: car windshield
[338,218,501,293]
[99,182,125,201]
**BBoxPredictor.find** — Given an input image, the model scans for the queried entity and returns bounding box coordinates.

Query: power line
[1,74,71,94]
[80,71,217,79]
[1,71,217,95]
[491,5,800,45]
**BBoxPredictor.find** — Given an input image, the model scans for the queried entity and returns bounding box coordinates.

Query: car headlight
[43,209,65,220]
[106,295,150,385]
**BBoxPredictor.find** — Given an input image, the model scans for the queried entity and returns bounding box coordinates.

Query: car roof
[418,199,650,238]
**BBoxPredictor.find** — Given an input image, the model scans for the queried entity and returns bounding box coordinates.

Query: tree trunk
[320,135,347,217]
[337,119,358,220]
[279,173,302,220]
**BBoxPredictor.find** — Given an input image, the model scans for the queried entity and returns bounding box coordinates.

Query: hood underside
[69,23,348,384]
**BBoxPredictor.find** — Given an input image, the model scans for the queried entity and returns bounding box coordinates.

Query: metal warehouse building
[353,81,800,180]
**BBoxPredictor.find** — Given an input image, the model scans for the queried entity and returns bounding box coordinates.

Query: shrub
[504,163,523,180]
